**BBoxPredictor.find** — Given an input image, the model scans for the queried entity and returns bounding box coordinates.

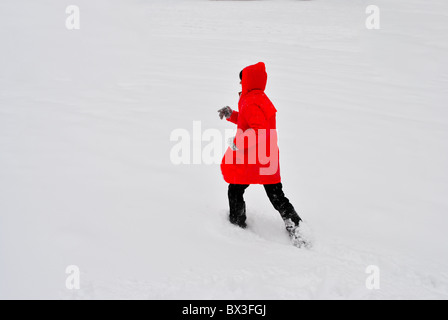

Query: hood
[241,62,268,94]
[240,62,277,119]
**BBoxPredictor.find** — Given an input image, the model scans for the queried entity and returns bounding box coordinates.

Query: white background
[0,0,447,299]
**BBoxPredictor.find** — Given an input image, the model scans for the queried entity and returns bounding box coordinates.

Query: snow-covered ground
[1,0,447,299]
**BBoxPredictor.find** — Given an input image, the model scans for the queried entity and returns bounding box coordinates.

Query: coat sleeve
[244,103,266,130]
[236,103,266,150]
[226,110,239,124]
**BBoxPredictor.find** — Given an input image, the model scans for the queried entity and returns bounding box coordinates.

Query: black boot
[264,183,302,225]
[228,184,250,229]
[284,217,308,248]
[283,210,302,233]
[264,183,309,247]
[229,206,247,229]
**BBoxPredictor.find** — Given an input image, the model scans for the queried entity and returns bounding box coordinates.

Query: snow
[1,0,448,299]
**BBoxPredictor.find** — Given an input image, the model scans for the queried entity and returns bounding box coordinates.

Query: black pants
[228,183,301,227]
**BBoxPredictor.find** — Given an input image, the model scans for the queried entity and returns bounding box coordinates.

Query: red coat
[221,62,281,185]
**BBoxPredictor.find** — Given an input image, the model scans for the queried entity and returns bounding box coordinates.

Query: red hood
[241,62,267,94]
[241,62,277,119]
